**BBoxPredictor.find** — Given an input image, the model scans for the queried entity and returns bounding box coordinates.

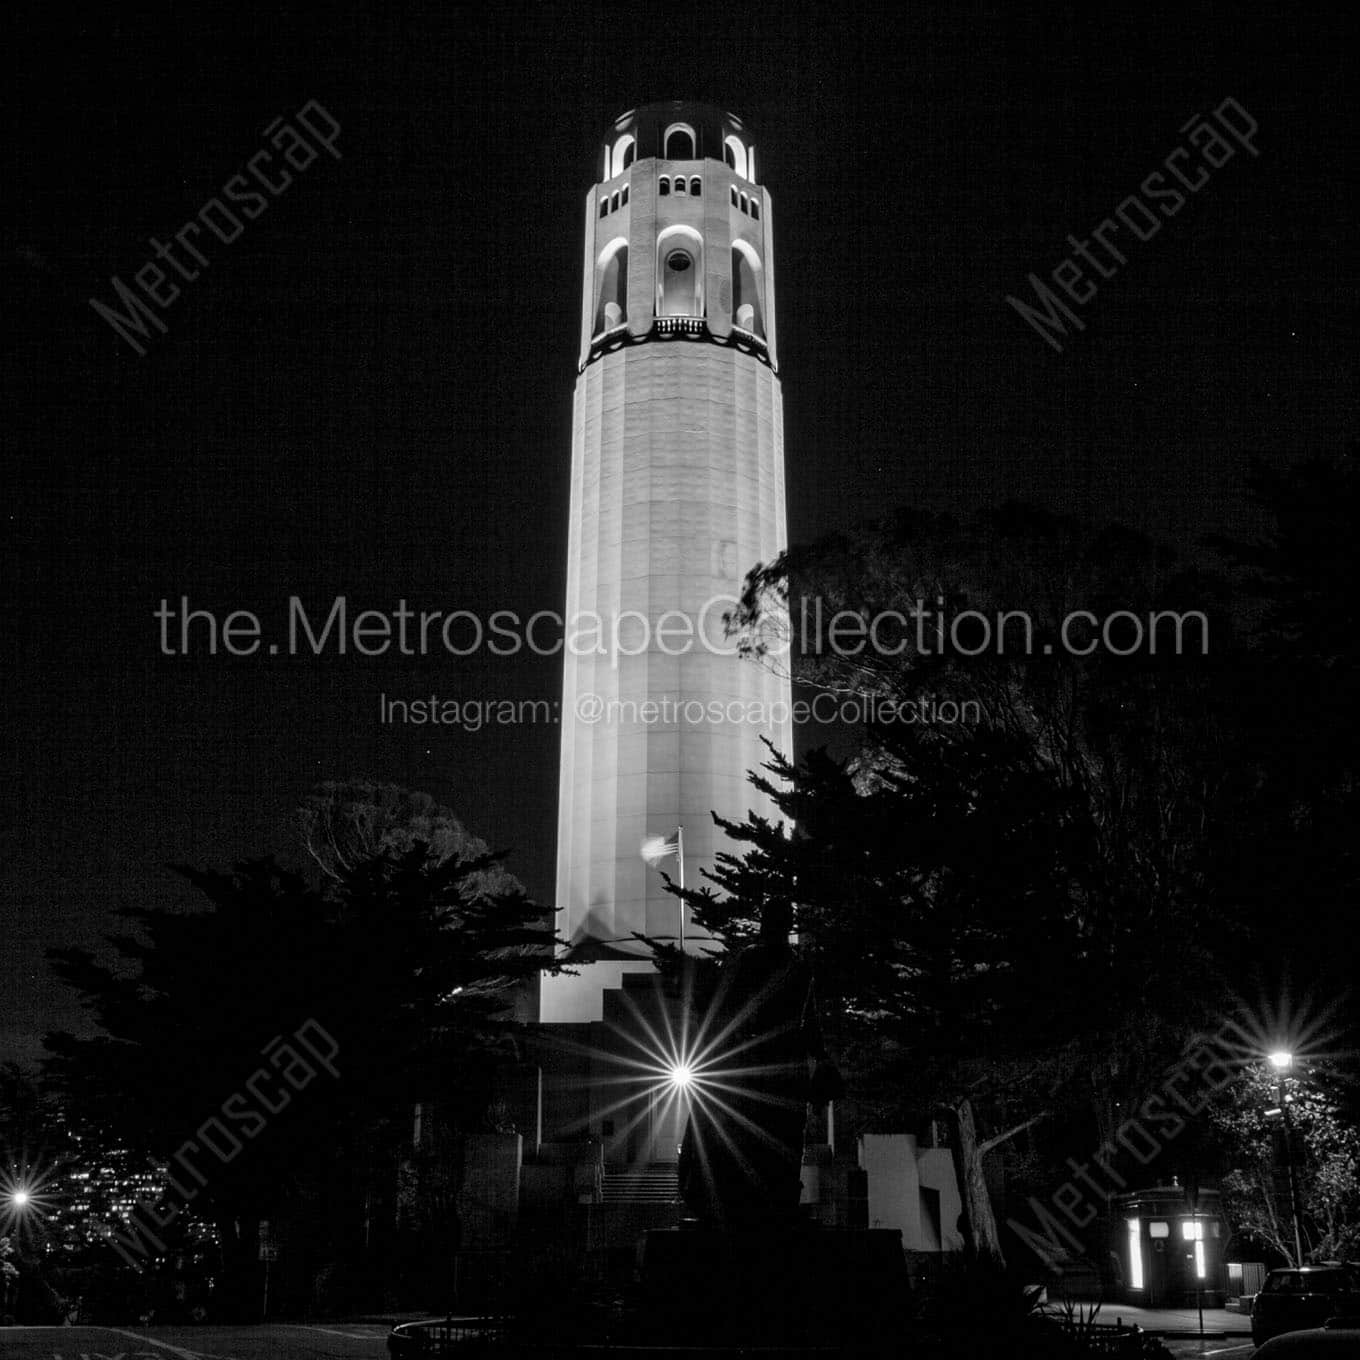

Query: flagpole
[677,824,685,955]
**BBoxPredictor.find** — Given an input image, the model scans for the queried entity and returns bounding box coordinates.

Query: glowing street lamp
[1268,1050,1294,1072]
[668,1063,694,1092]
[9,1189,27,1208]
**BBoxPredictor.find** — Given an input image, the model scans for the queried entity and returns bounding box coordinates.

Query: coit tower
[542,102,792,1023]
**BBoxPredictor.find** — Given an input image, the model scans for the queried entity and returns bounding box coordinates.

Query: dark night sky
[4,2,1355,1063]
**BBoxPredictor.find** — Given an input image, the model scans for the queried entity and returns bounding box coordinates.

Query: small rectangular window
[1149,1222,1169,1239]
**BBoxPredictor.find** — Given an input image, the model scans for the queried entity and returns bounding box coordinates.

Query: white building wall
[861,1134,925,1247]
[858,1134,965,1255]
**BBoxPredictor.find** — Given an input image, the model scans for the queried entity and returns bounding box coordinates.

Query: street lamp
[1267,1050,1306,1264]
[1,1186,30,1321]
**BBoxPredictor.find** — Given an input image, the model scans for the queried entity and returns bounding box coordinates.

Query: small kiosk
[1112,1186,1228,1308]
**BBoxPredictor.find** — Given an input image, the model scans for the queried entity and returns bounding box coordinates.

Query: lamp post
[2,1187,30,1321]
[1268,1050,1306,1265]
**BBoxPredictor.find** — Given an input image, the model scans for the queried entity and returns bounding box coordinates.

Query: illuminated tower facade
[543,102,791,1023]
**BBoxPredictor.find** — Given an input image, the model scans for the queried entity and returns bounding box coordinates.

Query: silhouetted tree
[1209,452,1360,1017]
[44,842,557,1316]
[1208,1059,1360,1264]
[684,504,1239,1264]
[297,780,520,898]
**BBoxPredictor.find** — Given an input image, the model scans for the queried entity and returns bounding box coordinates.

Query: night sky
[5,2,1355,1063]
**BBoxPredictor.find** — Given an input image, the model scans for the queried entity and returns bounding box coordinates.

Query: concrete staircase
[601,1162,680,1205]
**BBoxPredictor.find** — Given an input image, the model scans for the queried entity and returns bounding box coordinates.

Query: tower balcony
[585,316,772,369]
[654,315,706,336]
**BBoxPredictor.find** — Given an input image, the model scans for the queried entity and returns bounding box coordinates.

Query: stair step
[601,1165,680,1203]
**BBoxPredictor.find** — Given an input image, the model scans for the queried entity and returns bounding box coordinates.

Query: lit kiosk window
[1182,1218,1206,1280]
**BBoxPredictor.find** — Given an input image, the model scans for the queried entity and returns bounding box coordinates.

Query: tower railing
[654,315,706,335]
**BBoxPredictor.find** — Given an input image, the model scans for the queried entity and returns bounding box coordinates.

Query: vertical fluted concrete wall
[555,342,790,952]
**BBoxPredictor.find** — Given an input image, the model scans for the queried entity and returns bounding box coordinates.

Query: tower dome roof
[599,102,757,180]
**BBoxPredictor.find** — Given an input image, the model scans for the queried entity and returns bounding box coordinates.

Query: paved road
[1162,1338,1257,1357]
[0,1323,1274,1358]
[0,1323,391,1358]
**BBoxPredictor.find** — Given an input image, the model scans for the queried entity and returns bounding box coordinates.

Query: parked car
[1250,1264,1360,1346]
[1253,1315,1360,1355]
[388,1316,506,1356]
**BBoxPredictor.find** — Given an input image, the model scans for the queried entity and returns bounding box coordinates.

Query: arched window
[594,239,628,335]
[690,176,701,196]
[664,123,696,160]
[656,226,703,317]
[739,193,748,215]
[723,135,747,179]
[612,135,636,178]
[621,184,629,206]
[600,197,609,218]
[749,198,759,220]
[674,177,686,196]
[730,185,738,207]
[611,191,620,213]
[659,176,670,196]
[731,240,764,338]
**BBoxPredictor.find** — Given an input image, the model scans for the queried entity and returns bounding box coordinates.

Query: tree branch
[979,1112,1048,1155]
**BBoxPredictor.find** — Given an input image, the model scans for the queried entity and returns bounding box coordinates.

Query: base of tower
[539,958,658,1023]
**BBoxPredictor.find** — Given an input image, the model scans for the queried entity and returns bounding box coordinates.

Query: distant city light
[11,1188,29,1206]
[668,1063,694,1090]
[1268,1050,1294,1071]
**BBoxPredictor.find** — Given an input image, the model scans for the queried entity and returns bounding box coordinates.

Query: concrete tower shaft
[545,102,791,1024]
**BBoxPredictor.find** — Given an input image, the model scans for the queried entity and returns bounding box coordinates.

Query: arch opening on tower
[656,226,703,318]
[731,240,765,339]
[663,122,697,160]
[594,239,629,336]
[612,134,636,176]
[723,135,748,178]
